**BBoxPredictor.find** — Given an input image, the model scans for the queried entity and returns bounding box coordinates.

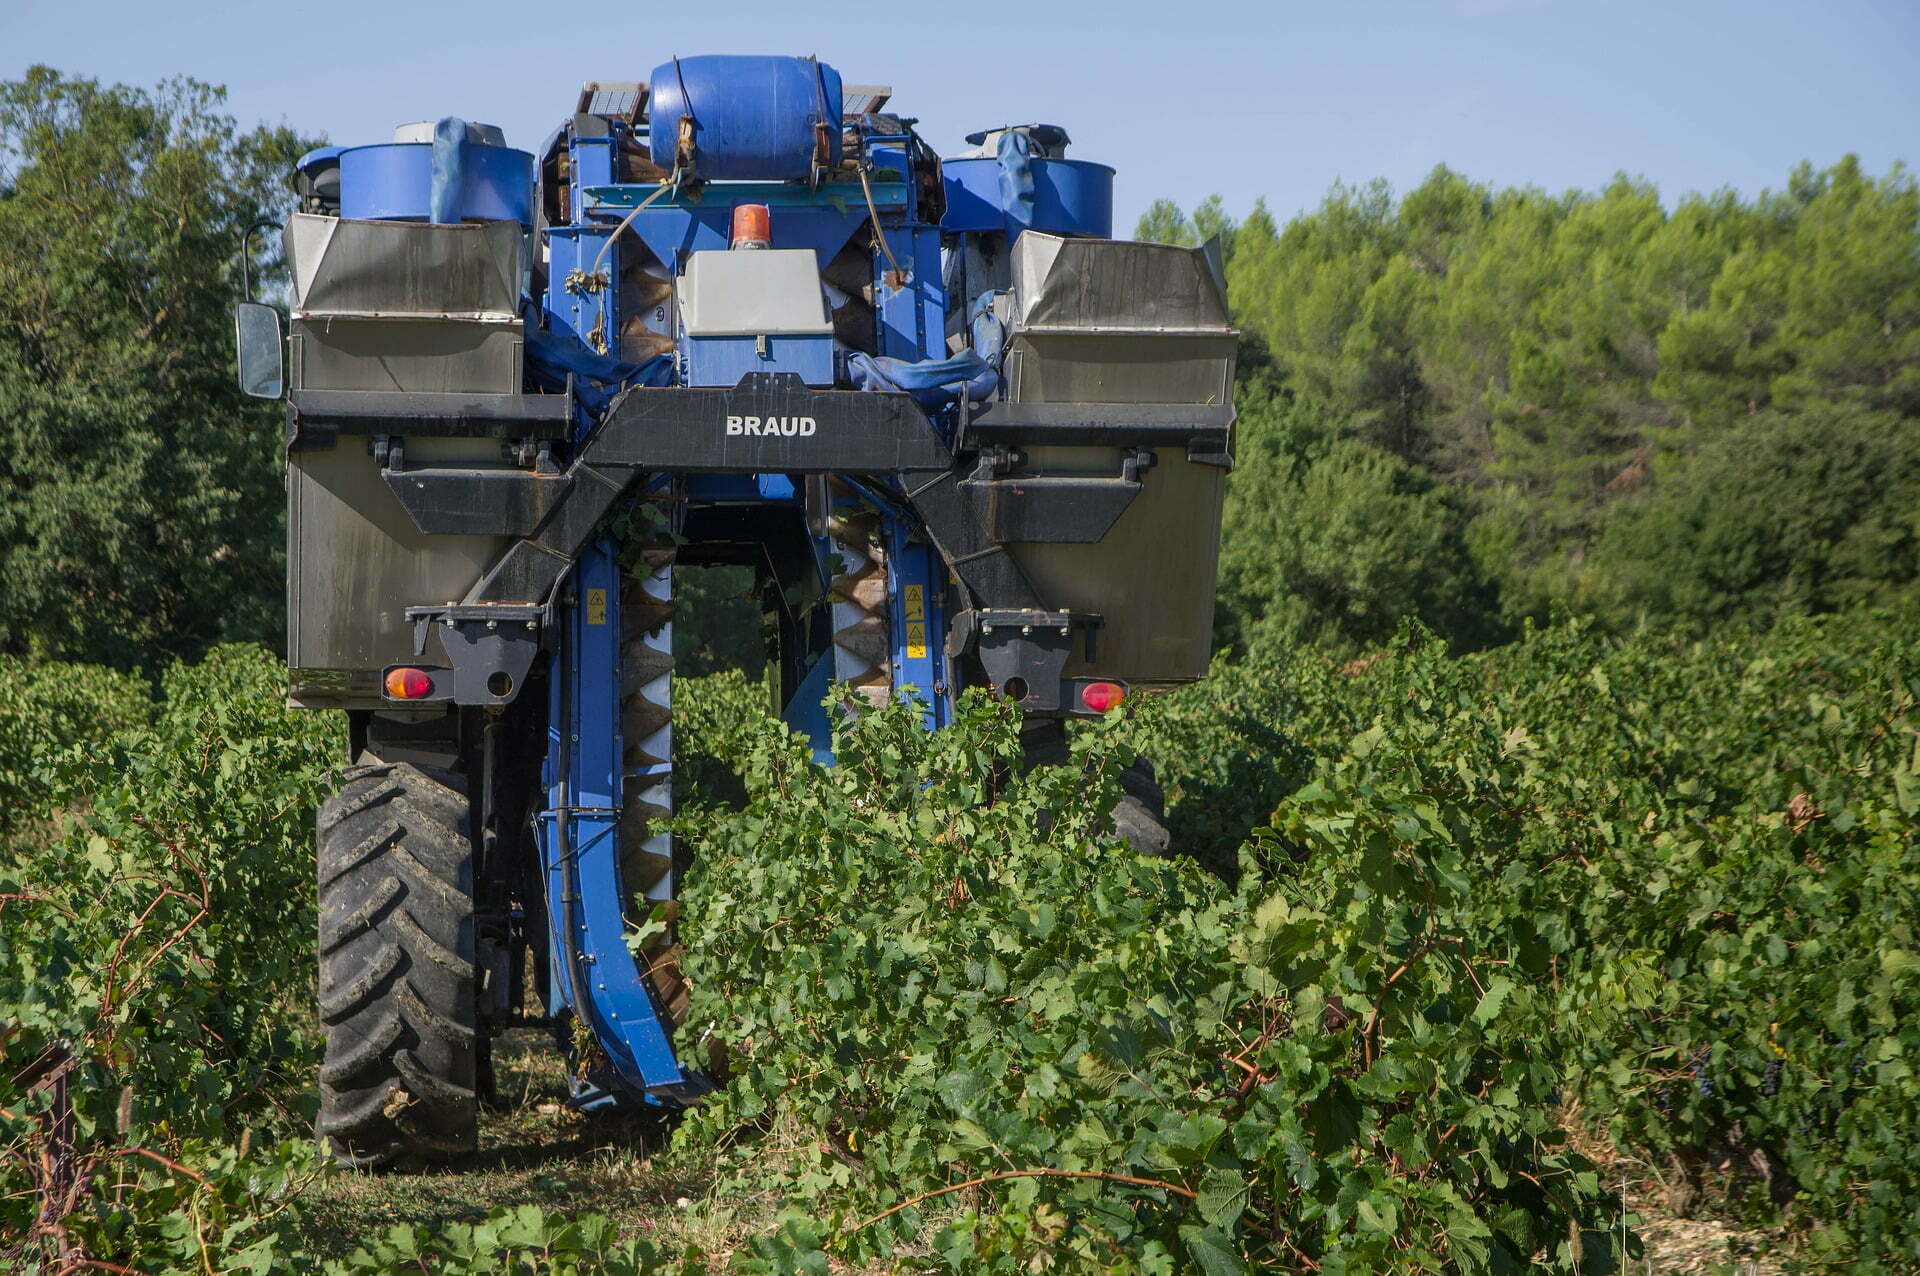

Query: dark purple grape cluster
[1762,1057,1783,1097]
[1690,1046,1713,1098]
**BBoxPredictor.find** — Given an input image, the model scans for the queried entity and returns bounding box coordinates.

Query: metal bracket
[956,447,1155,544]
[960,399,1235,468]
[952,608,1102,712]
[383,464,573,538]
[453,374,951,606]
[287,386,574,452]
[380,604,545,705]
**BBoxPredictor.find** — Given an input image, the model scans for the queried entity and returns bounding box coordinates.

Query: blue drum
[339,137,533,225]
[648,55,843,180]
[942,154,1114,238]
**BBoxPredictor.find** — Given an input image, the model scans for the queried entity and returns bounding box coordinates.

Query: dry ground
[300,1029,757,1260]
[1565,1118,1788,1275]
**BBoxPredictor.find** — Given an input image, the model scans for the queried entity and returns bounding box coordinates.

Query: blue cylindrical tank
[648,55,843,181]
[338,141,534,224]
[942,155,1115,238]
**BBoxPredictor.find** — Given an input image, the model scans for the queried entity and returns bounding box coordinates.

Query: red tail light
[384,667,434,700]
[1079,680,1125,713]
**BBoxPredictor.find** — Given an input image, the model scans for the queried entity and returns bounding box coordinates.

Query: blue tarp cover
[430,117,467,225]
[848,350,996,411]
[996,129,1037,229]
[526,305,676,415]
[847,288,1007,411]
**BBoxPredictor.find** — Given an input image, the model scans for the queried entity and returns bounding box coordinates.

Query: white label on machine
[724,415,817,437]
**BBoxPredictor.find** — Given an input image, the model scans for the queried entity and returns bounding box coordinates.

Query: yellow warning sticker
[904,585,928,658]
[586,588,608,625]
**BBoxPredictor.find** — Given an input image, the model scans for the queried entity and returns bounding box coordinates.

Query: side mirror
[234,301,284,398]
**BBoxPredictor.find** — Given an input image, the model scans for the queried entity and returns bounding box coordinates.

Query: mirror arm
[241,217,284,303]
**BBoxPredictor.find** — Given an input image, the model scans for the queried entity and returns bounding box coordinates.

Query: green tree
[1244,180,1398,415]
[1155,157,1919,638]
[1329,167,1484,462]
[1133,196,1192,246]
[1458,179,1681,607]
[1215,387,1497,654]
[1656,157,1920,429]
[0,68,311,667]
[1189,192,1238,262]
[1586,404,1920,626]
[1132,193,1238,264]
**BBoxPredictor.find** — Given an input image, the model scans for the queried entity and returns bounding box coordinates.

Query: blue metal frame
[535,126,704,1105]
[569,135,617,221]
[581,182,894,273]
[538,540,696,1102]
[884,515,950,730]
[586,180,908,209]
[544,226,617,355]
[876,227,946,361]
[529,94,967,1110]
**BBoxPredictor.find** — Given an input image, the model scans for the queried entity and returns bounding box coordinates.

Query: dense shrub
[1480,617,1920,1263]
[0,654,150,837]
[670,689,1620,1273]
[7,623,1917,1270]
[1150,615,1920,1266]
[1215,386,1497,657]
[1587,406,1920,627]
[0,645,342,1269]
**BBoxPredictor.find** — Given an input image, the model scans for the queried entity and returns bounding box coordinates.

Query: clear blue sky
[7,0,1915,231]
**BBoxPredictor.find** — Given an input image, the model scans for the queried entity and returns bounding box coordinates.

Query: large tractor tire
[1020,724,1173,857]
[314,757,479,1167]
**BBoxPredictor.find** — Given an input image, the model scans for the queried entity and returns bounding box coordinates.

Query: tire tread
[315,757,478,1167]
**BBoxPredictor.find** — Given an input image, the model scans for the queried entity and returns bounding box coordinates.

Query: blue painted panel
[569,136,617,223]
[685,333,835,388]
[756,472,800,501]
[545,226,617,358]
[297,145,343,172]
[883,520,951,730]
[535,538,691,1103]
[609,204,866,275]
[781,650,837,764]
[865,145,925,222]
[683,473,801,504]
[542,541,689,1096]
[587,181,906,210]
[877,227,946,361]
